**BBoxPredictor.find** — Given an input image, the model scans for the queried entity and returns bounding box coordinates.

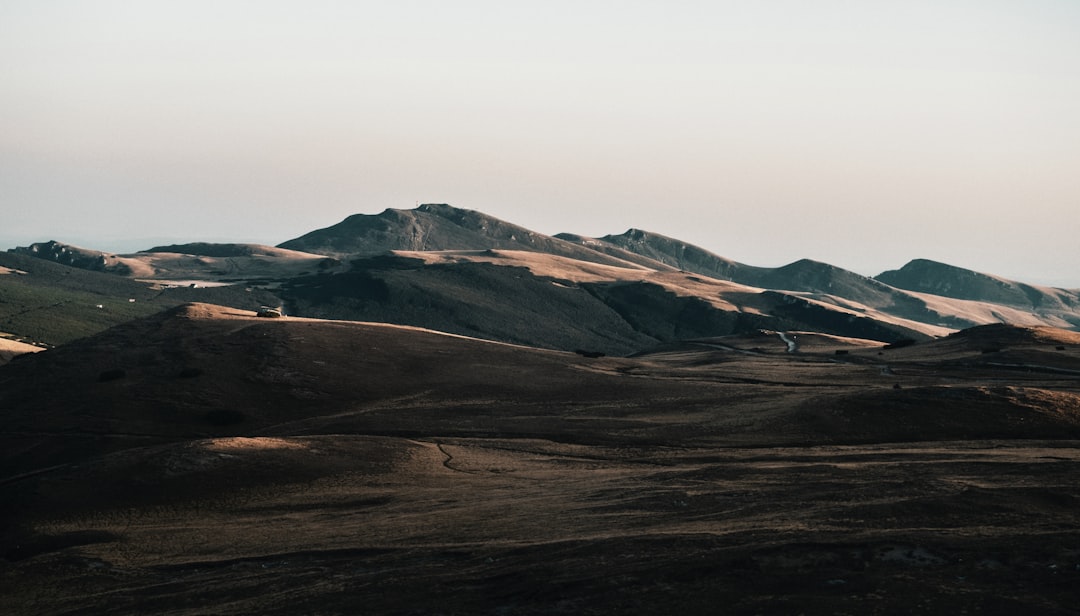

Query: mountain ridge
[277,203,647,269]
[5,204,1078,354]
[878,258,1080,312]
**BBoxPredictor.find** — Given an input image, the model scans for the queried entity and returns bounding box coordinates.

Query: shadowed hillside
[278,254,934,354]
[4,305,1080,614]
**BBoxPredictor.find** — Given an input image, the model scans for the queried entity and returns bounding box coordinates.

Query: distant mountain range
[4,203,1078,355]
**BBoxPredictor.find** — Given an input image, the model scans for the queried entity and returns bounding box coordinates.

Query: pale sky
[2,1,1079,286]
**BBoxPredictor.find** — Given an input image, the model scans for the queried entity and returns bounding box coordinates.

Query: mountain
[7,205,1080,353]
[2,240,934,352]
[577,231,1079,332]
[554,230,688,271]
[278,251,939,354]
[878,259,1080,327]
[565,231,958,325]
[564,228,758,280]
[278,203,642,268]
[11,240,135,275]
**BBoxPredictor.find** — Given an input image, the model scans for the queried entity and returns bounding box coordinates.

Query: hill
[141,242,316,258]
[11,240,136,275]
[589,227,758,281]
[4,306,1080,614]
[279,251,938,354]
[8,205,1080,353]
[8,304,1075,478]
[278,203,642,268]
[877,259,1080,318]
[0,251,284,346]
[585,231,1080,333]
[0,337,43,365]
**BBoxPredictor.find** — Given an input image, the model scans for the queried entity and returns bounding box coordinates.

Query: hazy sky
[3,1,1079,286]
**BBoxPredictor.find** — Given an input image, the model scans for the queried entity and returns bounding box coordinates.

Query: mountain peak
[277,204,635,267]
[875,258,1080,314]
[877,259,1029,306]
[595,228,748,281]
[779,258,835,271]
[415,203,456,214]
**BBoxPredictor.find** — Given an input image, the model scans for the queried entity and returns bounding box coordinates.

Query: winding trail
[778,332,798,353]
[434,442,479,475]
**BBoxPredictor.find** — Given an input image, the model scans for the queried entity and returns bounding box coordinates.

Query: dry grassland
[3,305,1080,614]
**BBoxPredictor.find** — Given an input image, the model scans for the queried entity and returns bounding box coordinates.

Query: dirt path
[778,331,798,353]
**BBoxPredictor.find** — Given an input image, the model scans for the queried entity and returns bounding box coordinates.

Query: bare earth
[2,304,1080,614]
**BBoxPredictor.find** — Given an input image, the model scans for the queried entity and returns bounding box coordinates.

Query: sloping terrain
[278,203,641,267]
[5,242,933,353]
[3,305,1080,614]
[10,240,135,275]
[579,227,761,281]
[878,259,1080,325]
[584,229,1080,332]
[279,252,938,354]
[13,240,338,284]
[8,204,1080,354]
[0,337,44,365]
[0,251,284,346]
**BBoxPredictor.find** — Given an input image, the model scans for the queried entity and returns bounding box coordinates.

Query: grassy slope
[0,252,283,346]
